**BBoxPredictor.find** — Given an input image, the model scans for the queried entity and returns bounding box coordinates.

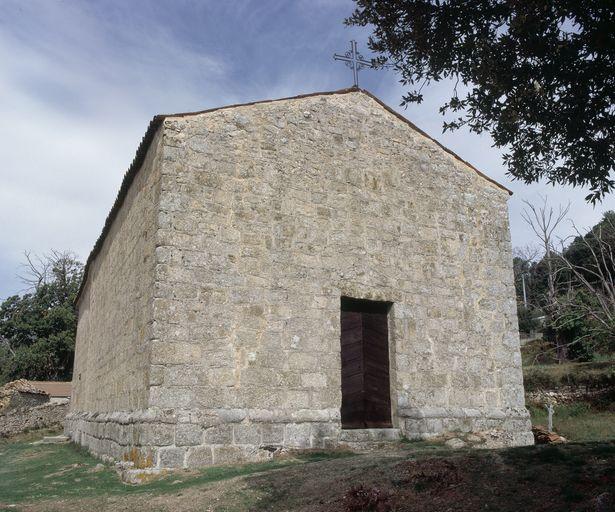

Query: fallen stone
[445,438,466,449]
[117,468,167,485]
[531,426,567,444]
[466,434,483,444]
[41,435,70,444]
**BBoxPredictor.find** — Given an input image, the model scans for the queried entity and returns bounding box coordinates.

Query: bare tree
[18,250,83,298]
[521,197,571,362]
[513,244,541,263]
[18,251,50,291]
[557,218,615,338]
[513,243,542,308]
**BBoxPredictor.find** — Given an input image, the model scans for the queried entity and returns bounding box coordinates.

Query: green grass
[523,360,615,391]
[0,436,355,505]
[2,432,614,511]
[521,338,615,369]
[527,402,615,442]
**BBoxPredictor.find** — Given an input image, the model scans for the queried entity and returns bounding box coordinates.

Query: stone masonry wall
[67,91,532,468]
[2,391,49,411]
[69,128,163,413]
[142,91,531,467]
[1,402,68,438]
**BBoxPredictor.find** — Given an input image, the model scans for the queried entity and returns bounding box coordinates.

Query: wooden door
[340,298,392,429]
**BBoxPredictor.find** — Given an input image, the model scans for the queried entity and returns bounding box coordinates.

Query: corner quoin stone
[65,89,533,469]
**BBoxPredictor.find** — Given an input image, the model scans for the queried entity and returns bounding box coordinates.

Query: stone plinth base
[65,405,533,469]
[65,408,343,469]
[399,406,534,447]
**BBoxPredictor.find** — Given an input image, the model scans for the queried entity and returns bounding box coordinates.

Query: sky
[0,0,613,300]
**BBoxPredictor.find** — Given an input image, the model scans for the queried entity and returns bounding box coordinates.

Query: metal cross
[333,40,376,88]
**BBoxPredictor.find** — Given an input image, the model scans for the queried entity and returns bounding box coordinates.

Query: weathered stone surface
[233,424,261,445]
[71,130,163,413]
[261,424,285,445]
[285,423,312,448]
[67,90,532,468]
[158,447,186,469]
[1,402,67,438]
[175,423,203,446]
[185,446,214,467]
[445,438,467,449]
[212,445,245,465]
[203,425,233,444]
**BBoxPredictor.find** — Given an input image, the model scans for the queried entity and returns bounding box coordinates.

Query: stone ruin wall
[67,91,532,469]
[1,402,68,438]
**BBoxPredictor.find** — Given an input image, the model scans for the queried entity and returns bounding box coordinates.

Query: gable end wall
[146,92,531,467]
[67,91,532,468]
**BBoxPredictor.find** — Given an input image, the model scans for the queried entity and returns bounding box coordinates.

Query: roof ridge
[157,88,510,196]
[162,87,361,119]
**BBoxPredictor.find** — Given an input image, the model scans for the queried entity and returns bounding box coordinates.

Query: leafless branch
[0,335,15,357]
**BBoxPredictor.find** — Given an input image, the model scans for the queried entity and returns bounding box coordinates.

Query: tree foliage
[0,251,82,384]
[347,0,615,202]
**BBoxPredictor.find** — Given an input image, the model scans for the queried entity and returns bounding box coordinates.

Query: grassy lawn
[528,403,615,442]
[3,344,614,512]
[0,431,354,509]
[523,360,615,391]
[521,341,615,442]
[1,432,613,512]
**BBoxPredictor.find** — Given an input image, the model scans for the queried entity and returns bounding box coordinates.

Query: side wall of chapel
[66,129,164,458]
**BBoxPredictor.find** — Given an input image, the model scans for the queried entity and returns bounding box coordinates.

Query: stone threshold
[339,428,402,443]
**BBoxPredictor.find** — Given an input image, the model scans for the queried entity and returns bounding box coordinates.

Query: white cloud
[0,1,231,297]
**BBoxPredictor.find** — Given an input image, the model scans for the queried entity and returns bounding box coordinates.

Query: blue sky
[0,0,612,299]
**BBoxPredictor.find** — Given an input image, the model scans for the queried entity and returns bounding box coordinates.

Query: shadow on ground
[1,432,613,512]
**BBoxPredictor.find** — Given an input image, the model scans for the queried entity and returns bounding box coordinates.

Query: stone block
[151,341,201,365]
[159,447,186,469]
[185,446,214,467]
[215,409,247,423]
[213,445,245,465]
[310,423,340,448]
[149,386,196,409]
[260,424,285,445]
[285,423,311,448]
[203,425,233,444]
[139,423,174,446]
[300,373,327,388]
[176,423,203,446]
[424,419,443,434]
[290,409,329,422]
[233,424,261,445]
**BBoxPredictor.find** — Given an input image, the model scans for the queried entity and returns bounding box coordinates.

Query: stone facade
[66,89,533,468]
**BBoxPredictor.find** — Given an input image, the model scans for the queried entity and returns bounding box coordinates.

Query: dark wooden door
[340,298,392,429]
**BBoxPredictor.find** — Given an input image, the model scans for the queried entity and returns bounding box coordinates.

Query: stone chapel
[66,88,533,469]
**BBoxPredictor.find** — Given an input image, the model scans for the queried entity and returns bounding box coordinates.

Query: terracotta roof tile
[27,381,71,397]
